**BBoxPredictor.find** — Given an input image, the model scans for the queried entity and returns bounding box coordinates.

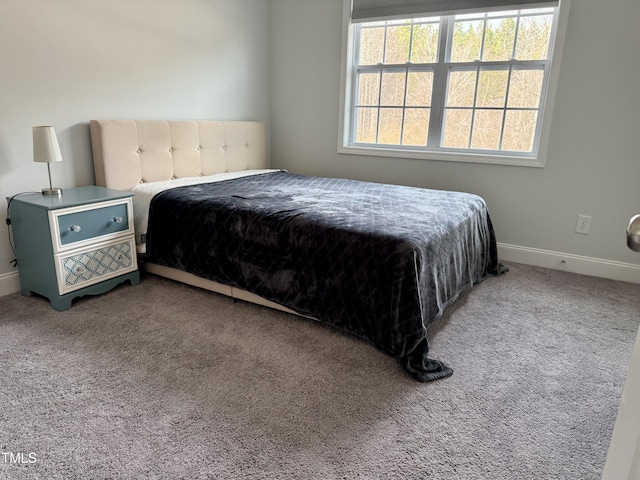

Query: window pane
[476,69,508,108]
[515,15,552,60]
[357,72,381,106]
[482,17,516,61]
[378,108,403,144]
[406,71,433,106]
[380,71,406,106]
[359,27,384,65]
[502,110,538,151]
[402,108,430,146]
[385,25,411,64]
[471,109,503,150]
[456,13,485,21]
[450,20,483,63]
[387,19,411,26]
[442,109,472,148]
[355,107,378,143]
[410,22,439,64]
[487,10,518,17]
[521,8,554,15]
[507,69,543,108]
[446,70,476,107]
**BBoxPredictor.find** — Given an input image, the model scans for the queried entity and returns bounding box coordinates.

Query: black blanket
[145,171,502,381]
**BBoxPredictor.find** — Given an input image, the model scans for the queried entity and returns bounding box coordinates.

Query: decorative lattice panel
[63,240,134,288]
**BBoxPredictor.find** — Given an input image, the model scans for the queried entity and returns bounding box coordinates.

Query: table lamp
[33,125,63,195]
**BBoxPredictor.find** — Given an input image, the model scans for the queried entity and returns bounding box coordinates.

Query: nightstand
[8,186,140,311]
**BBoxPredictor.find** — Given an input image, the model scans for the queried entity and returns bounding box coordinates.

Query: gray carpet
[0,262,638,479]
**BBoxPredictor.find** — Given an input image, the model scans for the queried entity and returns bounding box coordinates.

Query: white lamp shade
[33,126,63,163]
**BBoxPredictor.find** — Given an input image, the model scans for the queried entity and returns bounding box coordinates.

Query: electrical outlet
[575,215,592,235]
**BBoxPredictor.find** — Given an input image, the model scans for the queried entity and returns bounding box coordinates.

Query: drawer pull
[70,225,82,232]
[75,266,86,274]
[112,216,124,224]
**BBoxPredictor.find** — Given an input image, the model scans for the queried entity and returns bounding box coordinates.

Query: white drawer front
[55,236,138,295]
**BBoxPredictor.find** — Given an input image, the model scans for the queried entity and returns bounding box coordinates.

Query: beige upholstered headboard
[90,120,267,191]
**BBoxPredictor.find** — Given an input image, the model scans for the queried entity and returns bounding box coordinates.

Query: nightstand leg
[50,297,73,312]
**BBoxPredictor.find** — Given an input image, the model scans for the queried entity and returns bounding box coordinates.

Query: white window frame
[338,0,572,167]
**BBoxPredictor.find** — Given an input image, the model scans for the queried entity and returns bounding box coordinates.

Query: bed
[90,119,504,382]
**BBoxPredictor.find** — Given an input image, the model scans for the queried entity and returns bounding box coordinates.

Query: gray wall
[269,0,640,268]
[2,0,639,285]
[0,0,270,278]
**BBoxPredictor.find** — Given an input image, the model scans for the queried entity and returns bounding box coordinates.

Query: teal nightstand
[8,186,141,311]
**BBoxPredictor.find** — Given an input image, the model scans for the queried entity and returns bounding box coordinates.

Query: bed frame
[90,119,502,382]
[90,119,298,315]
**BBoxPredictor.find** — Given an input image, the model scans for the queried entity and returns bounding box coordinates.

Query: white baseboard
[0,245,638,299]
[0,271,21,298]
[498,243,640,284]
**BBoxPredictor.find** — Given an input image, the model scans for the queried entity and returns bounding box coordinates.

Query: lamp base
[42,187,62,196]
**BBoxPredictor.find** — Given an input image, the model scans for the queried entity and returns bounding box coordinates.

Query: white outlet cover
[576,215,592,234]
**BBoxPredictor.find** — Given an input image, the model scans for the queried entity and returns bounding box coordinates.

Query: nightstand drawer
[49,198,134,253]
[54,237,137,295]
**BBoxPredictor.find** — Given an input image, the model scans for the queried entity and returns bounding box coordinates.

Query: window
[339,0,570,166]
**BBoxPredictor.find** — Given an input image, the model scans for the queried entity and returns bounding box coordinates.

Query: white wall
[0,0,270,289]
[269,0,640,277]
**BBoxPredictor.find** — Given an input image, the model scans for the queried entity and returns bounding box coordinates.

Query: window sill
[337,144,546,168]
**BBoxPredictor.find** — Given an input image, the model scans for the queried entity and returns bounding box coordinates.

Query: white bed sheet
[131,169,281,253]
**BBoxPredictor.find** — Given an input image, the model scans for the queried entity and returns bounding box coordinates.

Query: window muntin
[347,7,558,160]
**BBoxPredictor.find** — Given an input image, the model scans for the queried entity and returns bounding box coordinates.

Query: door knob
[627,214,640,252]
